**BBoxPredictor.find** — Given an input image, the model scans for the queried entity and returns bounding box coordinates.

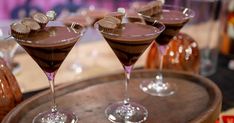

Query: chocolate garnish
[103,16,121,25]
[138,5,153,17]
[138,0,163,17]
[149,1,163,16]
[21,18,41,32]
[32,12,49,29]
[107,12,124,21]
[97,19,117,32]
[10,22,30,39]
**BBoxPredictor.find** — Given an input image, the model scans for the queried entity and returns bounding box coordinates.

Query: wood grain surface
[2,70,222,123]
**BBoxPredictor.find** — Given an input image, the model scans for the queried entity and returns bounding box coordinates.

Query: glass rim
[162,5,195,19]
[138,4,195,22]
[94,21,165,38]
[14,25,86,46]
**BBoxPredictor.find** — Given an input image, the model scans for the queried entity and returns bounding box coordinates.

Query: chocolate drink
[145,9,189,45]
[16,26,80,73]
[102,23,158,66]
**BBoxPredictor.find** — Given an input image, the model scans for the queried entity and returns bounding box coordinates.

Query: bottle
[220,0,234,57]
[0,58,22,121]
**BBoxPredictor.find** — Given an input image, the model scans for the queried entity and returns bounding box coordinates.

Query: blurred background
[0,0,190,20]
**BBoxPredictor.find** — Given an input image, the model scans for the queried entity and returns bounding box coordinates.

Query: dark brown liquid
[17,27,80,73]
[102,23,158,66]
[145,9,189,45]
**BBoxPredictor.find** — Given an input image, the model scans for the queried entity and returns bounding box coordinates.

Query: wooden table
[3,70,222,123]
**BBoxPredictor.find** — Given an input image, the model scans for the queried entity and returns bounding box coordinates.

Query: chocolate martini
[96,16,165,123]
[15,26,83,123]
[11,11,84,123]
[138,4,195,96]
[104,23,159,66]
[17,27,80,73]
[145,8,190,45]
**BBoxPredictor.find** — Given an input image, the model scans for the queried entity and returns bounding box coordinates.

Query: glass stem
[156,45,167,83]
[159,51,164,72]
[46,72,58,113]
[123,65,133,105]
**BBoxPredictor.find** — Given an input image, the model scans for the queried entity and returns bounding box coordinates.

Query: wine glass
[138,5,195,96]
[0,26,19,74]
[14,25,84,123]
[95,21,165,122]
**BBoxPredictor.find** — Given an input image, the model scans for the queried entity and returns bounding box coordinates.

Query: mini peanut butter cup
[107,12,124,21]
[149,1,163,16]
[127,16,144,23]
[97,19,117,32]
[32,12,49,29]
[10,22,30,39]
[21,18,41,32]
[138,5,153,17]
[103,16,121,26]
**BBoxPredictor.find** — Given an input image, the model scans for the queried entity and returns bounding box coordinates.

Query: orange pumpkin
[146,33,200,73]
[0,58,22,121]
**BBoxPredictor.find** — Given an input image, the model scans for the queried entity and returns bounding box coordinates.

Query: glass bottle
[220,0,234,57]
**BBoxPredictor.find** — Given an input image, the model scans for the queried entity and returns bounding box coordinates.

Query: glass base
[33,110,78,123]
[105,101,148,123]
[140,80,177,97]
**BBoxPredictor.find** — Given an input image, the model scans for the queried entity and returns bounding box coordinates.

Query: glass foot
[33,110,78,123]
[105,101,148,123]
[140,80,177,97]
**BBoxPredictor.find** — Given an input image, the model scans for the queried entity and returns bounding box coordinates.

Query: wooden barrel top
[2,70,222,123]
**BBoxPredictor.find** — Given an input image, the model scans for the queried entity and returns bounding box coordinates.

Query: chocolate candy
[149,1,163,16]
[10,22,30,39]
[32,12,49,29]
[21,18,41,32]
[107,12,124,22]
[138,0,163,17]
[10,11,58,39]
[103,16,121,25]
[97,19,117,32]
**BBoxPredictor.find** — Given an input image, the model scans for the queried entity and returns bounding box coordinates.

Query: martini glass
[0,26,20,74]
[14,26,84,123]
[95,22,165,122]
[138,5,195,96]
